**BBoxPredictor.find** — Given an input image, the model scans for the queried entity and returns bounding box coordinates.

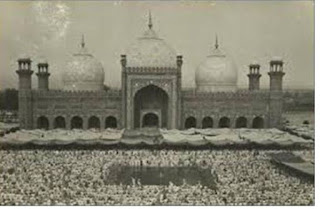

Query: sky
[0,0,314,90]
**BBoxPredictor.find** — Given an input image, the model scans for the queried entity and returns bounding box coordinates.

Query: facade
[16,16,285,130]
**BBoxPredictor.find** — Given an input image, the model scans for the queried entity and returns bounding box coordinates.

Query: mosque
[16,15,285,130]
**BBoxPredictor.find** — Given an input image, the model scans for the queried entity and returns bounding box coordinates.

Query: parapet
[32,88,122,98]
[182,88,270,100]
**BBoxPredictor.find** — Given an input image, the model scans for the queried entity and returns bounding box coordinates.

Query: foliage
[0,89,18,110]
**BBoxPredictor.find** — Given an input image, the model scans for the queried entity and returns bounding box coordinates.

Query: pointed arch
[252,116,264,129]
[202,117,213,129]
[88,116,100,129]
[236,117,247,128]
[219,117,230,128]
[185,116,196,129]
[54,116,66,129]
[37,116,49,130]
[71,116,83,129]
[105,116,117,129]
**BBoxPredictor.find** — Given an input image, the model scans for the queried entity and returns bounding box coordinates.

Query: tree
[0,89,18,110]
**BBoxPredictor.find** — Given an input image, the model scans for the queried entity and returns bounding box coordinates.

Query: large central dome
[62,38,105,91]
[126,14,177,68]
[195,37,238,92]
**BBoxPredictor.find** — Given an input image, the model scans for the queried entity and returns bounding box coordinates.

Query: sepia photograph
[0,0,315,206]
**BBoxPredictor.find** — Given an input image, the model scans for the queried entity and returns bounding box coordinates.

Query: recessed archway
[54,116,66,129]
[105,116,117,129]
[134,85,168,129]
[37,116,49,130]
[88,116,100,129]
[219,117,230,128]
[142,113,159,128]
[71,116,83,129]
[236,117,247,128]
[202,117,213,129]
[252,116,264,129]
[185,116,196,129]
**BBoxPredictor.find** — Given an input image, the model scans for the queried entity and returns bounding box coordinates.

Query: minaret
[36,62,50,90]
[247,63,261,91]
[215,34,219,49]
[16,58,33,90]
[148,10,153,29]
[268,58,285,91]
[81,34,85,48]
[16,58,34,129]
[121,54,127,129]
[268,58,285,129]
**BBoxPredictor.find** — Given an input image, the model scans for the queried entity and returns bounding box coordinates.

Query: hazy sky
[0,0,314,90]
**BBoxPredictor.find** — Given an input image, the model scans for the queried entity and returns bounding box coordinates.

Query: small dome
[195,40,238,92]
[62,39,105,91]
[271,56,283,62]
[37,56,48,64]
[126,15,177,68]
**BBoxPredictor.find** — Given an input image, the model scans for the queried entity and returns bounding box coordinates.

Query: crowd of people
[0,148,314,206]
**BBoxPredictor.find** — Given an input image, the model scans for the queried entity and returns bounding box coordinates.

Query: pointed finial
[81,34,85,48]
[148,10,153,29]
[215,34,219,49]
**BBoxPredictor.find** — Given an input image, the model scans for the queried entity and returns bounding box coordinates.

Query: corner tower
[268,58,285,91]
[268,58,285,128]
[247,63,261,91]
[16,58,33,90]
[16,58,34,129]
[36,62,50,90]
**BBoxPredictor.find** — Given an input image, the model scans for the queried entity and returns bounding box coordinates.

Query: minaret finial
[81,34,85,48]
[148,10,153,29]
[215,34,219,49]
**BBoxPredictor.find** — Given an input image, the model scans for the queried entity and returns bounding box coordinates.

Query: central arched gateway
[142,113,159,127]
[134,85,169,129]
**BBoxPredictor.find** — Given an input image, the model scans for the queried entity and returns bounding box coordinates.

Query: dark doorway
[105,116,117,129]
[71,116,83,129]
[37,116,49,130]
[54,116,66,129]
[252,117,264,129]
[134,85,168,129]
[88,116,100,129]
[236,117,247,128]
[202,117,213,128]
[142,113,159,127]
[185,117,196,129]
[219,117,230,128]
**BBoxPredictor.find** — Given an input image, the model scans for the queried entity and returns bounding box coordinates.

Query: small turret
[120,54,127,69]
[148,10,153,29]
[177,55,183,69]
[268,58,285,91]
[247,63,261,91]
[36,62,50,90]
[16,58,33,90]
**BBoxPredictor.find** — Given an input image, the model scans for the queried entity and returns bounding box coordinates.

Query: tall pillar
[83,116,88,130]
[36,62,50,90]
[66,116,71,130]
[16,58,34,129]
[247,63,261,91]
[268,58,285,128]
[121,54,128,129]
[176,55,183,129]
[100,116,105,130]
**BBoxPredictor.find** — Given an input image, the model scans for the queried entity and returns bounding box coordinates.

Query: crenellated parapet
[32,89,121,98]
[124,67,179,74]
[182,89,270,100]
